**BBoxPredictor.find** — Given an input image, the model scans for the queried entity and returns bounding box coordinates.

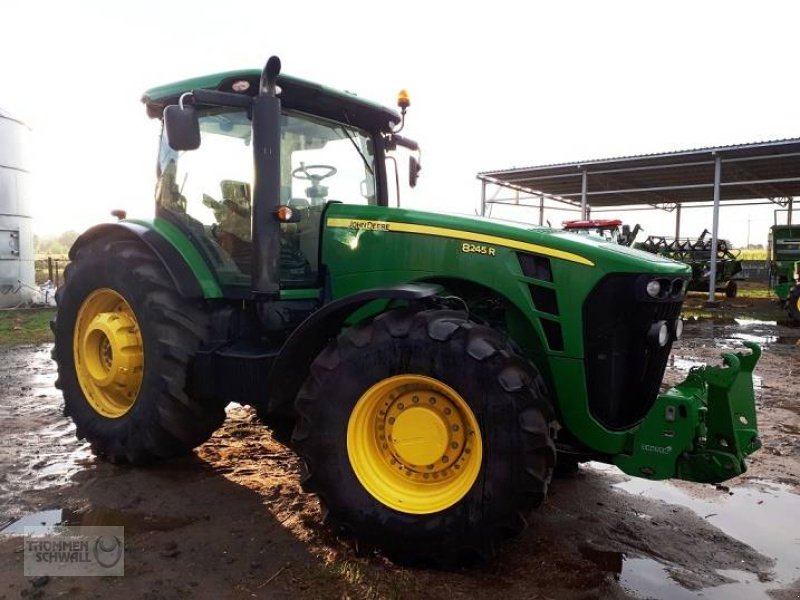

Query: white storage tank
[0,108,34,307]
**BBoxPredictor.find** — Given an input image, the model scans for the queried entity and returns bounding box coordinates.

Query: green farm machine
[637,229,744,298]
[563,221,743,297]
[53,56,762,564]
[768,224,800,322]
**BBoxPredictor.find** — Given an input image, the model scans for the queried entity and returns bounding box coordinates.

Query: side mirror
[164,101,200,151]
[409,156,422,188]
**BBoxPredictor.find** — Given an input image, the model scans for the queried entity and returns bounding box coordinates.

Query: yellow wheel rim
[347,374,483,514]
[73,288,144,418]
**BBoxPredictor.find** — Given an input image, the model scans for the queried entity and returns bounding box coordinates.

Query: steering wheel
[292,163,337,183]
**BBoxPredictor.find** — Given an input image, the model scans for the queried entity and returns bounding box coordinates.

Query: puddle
[734,318,778,327]
[669,356,706,371]
[588,463,800,598]
[678,319,800,349]
[0,506,194,535]
[620,558,765,600]
[727,318,777,346]
[578,521,781,599]
[0,509,63,534]
[0,344,97,517]
[732,332,778,345]
[0,419,94,504]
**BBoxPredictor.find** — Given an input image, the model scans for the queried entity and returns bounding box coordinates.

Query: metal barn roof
[478,138,800,208]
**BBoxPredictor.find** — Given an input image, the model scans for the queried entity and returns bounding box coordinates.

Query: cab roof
[142,69,401,132]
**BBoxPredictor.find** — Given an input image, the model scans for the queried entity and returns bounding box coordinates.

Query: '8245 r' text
[461,243,496,256]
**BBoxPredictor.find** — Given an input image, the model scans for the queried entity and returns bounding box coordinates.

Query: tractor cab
[142,67,419,294]
[562,219,640,246]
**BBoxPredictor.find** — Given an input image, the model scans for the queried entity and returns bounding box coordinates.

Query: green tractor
[768,224,800,322]
[53,56,762,565]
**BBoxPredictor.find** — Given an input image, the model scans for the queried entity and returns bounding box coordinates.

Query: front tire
[293,308,556,565]
[54,237,224,464]
[725,280,738,298]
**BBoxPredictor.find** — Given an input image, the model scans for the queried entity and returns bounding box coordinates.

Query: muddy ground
[0,306,798,599]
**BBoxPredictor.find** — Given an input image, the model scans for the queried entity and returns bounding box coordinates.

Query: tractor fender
[264,283,443,418]
[69,222,204,299]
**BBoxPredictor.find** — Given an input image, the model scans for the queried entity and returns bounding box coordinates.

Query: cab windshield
[156,108,377,287]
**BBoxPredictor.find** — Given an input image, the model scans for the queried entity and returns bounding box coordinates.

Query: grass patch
[686,285,774,300]
[735,249,768,260]
[735,287,773,299]
[0,308,56,346]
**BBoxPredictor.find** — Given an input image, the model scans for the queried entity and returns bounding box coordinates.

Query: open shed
[477,138,800,302]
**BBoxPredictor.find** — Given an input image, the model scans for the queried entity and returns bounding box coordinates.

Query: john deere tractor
[768,224,800,322]
[53,56,762,565]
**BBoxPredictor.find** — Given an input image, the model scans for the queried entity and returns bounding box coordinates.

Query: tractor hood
[324,204,690,276]
[474,215,688,269]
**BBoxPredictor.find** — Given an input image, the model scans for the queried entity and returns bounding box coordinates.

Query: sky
[1,0,798,246]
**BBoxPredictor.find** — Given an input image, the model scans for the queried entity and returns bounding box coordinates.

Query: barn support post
[539,193,544,226]
[580,169,588,219]
[706,155,722,306]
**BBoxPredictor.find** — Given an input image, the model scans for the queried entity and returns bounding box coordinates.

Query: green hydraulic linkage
[615,342,761,483]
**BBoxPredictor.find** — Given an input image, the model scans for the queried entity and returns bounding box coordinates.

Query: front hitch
[614,342,761,483]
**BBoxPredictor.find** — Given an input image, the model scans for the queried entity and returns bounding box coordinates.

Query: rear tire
[53,237,224,464]
[253,406,295,446]
[553,454,581,478]
[293,308,556,566]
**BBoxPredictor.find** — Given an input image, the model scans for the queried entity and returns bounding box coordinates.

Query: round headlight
[674,319,684,340]
[646,280,662,298]
[658,322,669,346]
[647,320,670,347]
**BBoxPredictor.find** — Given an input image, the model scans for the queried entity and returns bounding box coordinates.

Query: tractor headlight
[648,321,670,347]
[674,319,684,340]
[646,280,662,298]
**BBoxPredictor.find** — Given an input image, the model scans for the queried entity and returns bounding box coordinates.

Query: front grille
[583,274,684,430]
